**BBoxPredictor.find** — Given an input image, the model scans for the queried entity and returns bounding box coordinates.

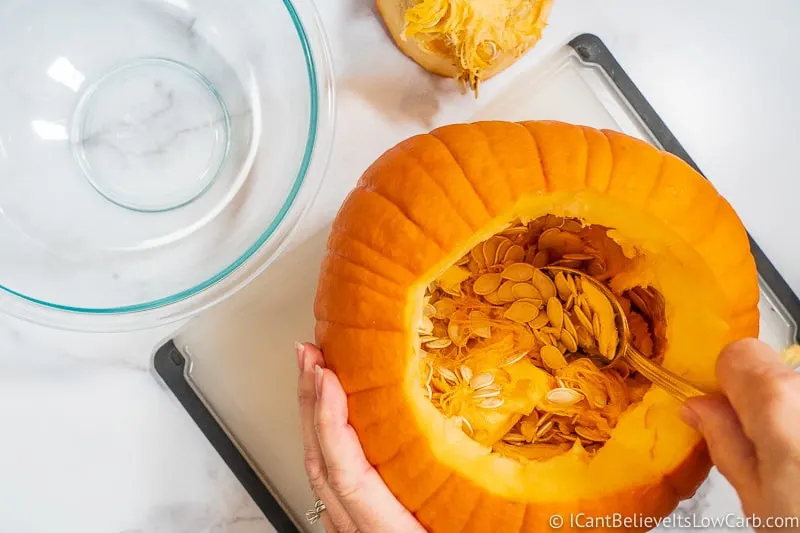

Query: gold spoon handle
[626,344,797,403]
[624,345,705,402]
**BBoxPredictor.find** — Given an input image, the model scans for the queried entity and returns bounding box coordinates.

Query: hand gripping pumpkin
[314,121,759,532]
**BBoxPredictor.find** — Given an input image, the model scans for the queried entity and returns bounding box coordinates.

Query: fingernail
[295,341,305,370]
[680,404,701,430]
[314,365,324,397]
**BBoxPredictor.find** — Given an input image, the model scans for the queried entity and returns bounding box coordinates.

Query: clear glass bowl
[0,0,335,330]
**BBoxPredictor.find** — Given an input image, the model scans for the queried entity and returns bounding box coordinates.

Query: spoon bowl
[542,266,706,401]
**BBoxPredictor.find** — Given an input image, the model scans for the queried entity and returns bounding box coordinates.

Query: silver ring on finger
[305,498,327,524]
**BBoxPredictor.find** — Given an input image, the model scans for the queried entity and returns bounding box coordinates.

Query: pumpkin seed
[448,314,469,346]
[484,291,503,305]
[532,270,557,300]
[504,300,540,323]
[529,313,549,329]
[562,253,595,261]
[495,240,513,265]
[470,372,495,390]
[423,303,437,318]
[482,236,503,266]
[538,228,584,254]
[470,244,486,269]
[497,280,517,303]
[512,282,541,300]
[563,314,578,339]
[546,387,584,405]
[561,219,583,233]
[503,245,526,264]
[501,351,528,367]
[555,272,572,301]
[551,259,583,268]
[479,397,505,409]
[536,419,555,438]
[473,273,502,295]
[560,329,578,352]
[540,345,568,370]
[468,310,492,338]
[546,297,564,332]
[472,385,502,399]
[572,307,593,332]
[454,416,474,436]
[532,250,549,268]
[438,367,458,383]
[459,365,473,383]
[533,328,552,346]
[419,315,434,334]
[501,262,536,282]
[502,432,527,443]
[426,338,452,349]
[575,426,609,442]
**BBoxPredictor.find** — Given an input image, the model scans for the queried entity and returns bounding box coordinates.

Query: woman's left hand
[295,342,425,533]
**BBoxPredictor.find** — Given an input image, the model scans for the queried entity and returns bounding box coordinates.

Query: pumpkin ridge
[326,232,418,285]
[577,125,592,190]
[368,428,412,467]
[332,231,421,277]
[473,122,527,198]
[327,250,406,290]
[323,260,407,301]
[349,388,408,432]
[642,152,668,213]
[322,269,402,301]
[397,144,481,232]
[316,319,404,334]
[453,492,484,533]
[428,132,498,216]
[580,125,613,192]
[413,471,456,517]
[358,187,448,253]
[356,404,414,434]
[416,475,484,531]
[518,122,550,192]
[645,152,667,207]
[377,437,454,511]
[682,194,724,246]
[603,129,663,206]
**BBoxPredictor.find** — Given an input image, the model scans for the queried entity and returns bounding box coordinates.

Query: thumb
[681,395,759,500]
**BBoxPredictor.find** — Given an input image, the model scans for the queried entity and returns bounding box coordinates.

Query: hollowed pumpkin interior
[418,212,669,461]
[406,191,730,501]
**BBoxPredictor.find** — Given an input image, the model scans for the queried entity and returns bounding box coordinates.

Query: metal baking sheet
[154,34,800,533]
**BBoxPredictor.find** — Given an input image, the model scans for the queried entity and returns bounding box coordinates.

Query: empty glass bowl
[0,0,334,329]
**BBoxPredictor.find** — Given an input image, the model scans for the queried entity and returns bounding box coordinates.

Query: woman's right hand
[682,338,800,526]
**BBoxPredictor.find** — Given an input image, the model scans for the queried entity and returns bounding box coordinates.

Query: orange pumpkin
[314,121,759,532]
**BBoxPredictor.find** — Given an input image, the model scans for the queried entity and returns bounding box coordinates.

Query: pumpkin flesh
[315,121,759,531]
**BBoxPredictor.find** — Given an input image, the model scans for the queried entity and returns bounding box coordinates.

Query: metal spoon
[542,266,705,402]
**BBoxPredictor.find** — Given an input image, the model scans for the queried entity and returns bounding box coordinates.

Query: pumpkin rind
[315,121,759,532]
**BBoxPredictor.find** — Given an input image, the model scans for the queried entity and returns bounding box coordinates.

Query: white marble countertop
[2,1,799,532]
